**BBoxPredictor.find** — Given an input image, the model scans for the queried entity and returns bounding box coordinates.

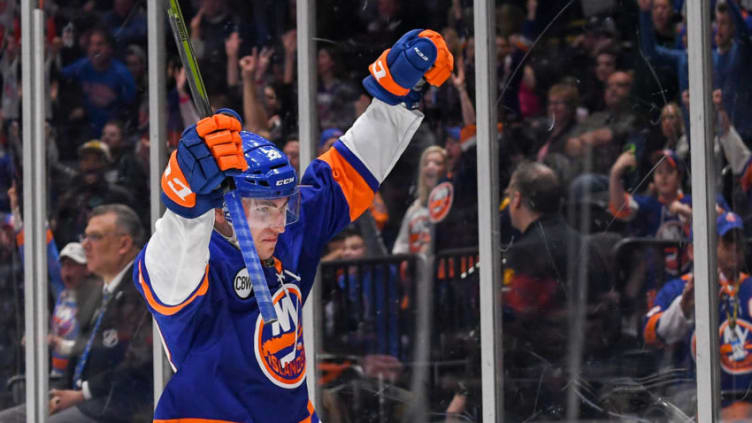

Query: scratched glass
[696,0,752,420]
[0,2,156,421]
[312,1,481,421]
[493,0,731,420]
[8,0,739,421]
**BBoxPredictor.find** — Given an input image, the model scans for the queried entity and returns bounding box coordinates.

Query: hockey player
[133,29,452,422]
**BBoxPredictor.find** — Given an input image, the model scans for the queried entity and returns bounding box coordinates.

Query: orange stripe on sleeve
[139,262,209,316]
[320,148,376,222]
[643,312,663,346]
[609,193,633,219]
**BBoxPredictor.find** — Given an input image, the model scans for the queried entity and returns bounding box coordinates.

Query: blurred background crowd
[1,0,752,421]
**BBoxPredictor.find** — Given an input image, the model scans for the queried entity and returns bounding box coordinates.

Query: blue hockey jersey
[644,272,752,394]
[133,99,423,423]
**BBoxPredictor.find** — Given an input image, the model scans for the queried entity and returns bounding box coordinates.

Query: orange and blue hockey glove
[363,29,453,108]
[161,108,247,218]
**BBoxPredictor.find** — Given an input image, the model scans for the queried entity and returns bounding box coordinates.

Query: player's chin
[258,240,278,259]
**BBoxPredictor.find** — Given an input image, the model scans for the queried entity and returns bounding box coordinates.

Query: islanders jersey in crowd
[644,272,752,393]
[610,192,693,274]
[133,99,423,423]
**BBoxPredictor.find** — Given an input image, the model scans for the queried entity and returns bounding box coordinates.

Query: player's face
[244,198,288,260]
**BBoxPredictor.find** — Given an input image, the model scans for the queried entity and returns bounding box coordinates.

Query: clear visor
[240,191,301,229]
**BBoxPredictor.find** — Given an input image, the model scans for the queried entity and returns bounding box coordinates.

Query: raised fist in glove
[363,29,454,107]
[161,108,247,218]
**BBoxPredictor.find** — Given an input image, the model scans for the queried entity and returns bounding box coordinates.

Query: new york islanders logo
[692,318,752,375]
[428,181,453,223]
[254,284,306,389]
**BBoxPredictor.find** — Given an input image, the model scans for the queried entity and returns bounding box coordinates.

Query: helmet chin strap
[224,190,279,323]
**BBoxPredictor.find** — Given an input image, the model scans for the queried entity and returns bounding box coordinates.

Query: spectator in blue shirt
[638,0,752,142]
[61,27,136,138]
[713,1,752,142]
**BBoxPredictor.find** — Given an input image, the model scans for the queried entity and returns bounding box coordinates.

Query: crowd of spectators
[1,0,752,420]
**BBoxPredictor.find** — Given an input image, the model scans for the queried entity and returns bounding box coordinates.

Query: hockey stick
[165,0,278,323]
[165,0,211,117]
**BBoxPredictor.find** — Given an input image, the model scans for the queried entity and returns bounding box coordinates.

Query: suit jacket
[66,263,154,423]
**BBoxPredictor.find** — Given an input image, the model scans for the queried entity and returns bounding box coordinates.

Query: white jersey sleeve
[143,209,215,305]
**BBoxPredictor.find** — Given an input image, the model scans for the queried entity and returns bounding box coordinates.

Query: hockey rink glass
[241,192,301,229]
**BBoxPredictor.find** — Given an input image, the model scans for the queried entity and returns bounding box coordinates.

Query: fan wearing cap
[9,181,102,382]
[643,211,752,407]
[8,186,101,382]
[53,139,137,246]
[609,149,693,237]
[134,29,453,422]
[49,242,101,380]
[608,148,709,281]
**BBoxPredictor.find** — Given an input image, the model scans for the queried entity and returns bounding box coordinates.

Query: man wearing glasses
[0,203,153,422]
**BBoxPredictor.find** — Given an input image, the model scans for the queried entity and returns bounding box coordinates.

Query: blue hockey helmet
[226,131,301,228]
[231,131,298,197]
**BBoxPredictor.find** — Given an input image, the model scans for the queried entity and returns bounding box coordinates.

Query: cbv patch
[234,268,253,299]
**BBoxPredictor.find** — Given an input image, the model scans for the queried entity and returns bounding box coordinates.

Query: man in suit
[0,203,153,422]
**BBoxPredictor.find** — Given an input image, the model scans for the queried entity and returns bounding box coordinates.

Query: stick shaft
[165,0,211,118]
[164,0,278,324]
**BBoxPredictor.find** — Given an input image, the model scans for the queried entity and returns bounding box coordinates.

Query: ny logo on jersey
[254,282,306,389]
[708,318,752,375]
